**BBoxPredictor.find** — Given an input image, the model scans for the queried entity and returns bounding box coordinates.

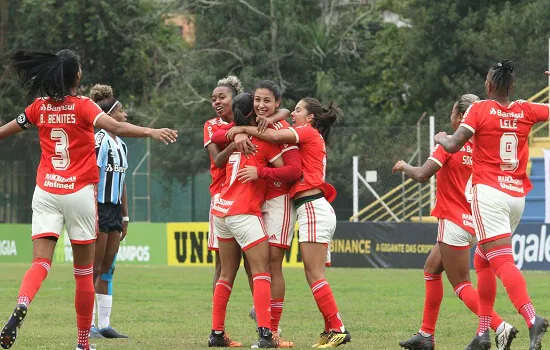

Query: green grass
[1,264,549,349]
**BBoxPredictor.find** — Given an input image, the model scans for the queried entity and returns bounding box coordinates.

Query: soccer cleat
[0,304,28,349]
[208,330,243,347]
[253,327,275,348]
[311,331,330,348]
[528,315,548,350]
[250,306,282,336]
[89,326,104,339]
[398,332,435,350]
[98,326,128,338]
[464,330,491,350]
[494,322,517,350]
[76,345,96,350]
[317,330,351,348]
[272,332,294,348]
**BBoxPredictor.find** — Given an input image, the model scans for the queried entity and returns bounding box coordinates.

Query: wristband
[122,216,130,222]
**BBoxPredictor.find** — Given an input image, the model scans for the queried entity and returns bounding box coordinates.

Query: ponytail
[301,97,341,145]
[8,49,81,103]
[489,59,515,96]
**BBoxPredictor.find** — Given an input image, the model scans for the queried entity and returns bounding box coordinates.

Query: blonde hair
[90,84,114,102]
[216,75,243,96]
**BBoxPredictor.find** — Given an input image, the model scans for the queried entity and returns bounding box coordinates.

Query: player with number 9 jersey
[461,99,549,243]
[435,61,549,349]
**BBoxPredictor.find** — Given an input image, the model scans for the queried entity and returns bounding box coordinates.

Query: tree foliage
[1,0,549,220]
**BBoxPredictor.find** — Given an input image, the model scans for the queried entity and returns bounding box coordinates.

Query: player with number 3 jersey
[0,49,177,350]
[435,60,549,350]
[394,94,517,350]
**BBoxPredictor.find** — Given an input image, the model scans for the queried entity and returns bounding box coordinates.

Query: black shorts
[98,203,123,233]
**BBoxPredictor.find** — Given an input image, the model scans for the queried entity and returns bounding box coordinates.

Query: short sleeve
[80,98,104,126]
[460,103,479,134]
[288,125,314,144]
[266,143,283,164]
[428,144,449,167]
[19,99,40,128]
[280,143,299,154]
[525,101,550,123]
[95,131,108,166]
[204,121,215,148]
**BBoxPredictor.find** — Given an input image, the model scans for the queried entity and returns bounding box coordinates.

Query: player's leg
[298,198,350,349]
[208,216,242,348]
[229,215,273,348]
[1,186,62,349]
[96,229,127,338]
[90,228,107,337]
[64,184,100,350]
[439,221,517,350]
[398,243,442,350]
[209,194,221,294]
[263,194,294,347]
[468,185,547,349]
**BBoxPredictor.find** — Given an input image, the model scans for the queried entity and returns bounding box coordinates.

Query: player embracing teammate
[228,96,351,348]
[435,60,549,350]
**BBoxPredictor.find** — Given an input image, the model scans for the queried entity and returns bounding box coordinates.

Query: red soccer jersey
[265,120,299,201]
[461,100,550,197]
[204,117,229,196]
[288,124,336,202]
[211,137,282,217]
[20,96,104,194]
[429,142,474,234]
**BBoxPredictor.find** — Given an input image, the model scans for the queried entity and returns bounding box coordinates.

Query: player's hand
[121,221,128,241]
[237,166,258,183]
[545,71,550,76]
[434,131,448,145]
[226,126,244,141]
[392,160,406,174]
[150,128,178,144]
[234,134,256,155]
[256,116,273,133]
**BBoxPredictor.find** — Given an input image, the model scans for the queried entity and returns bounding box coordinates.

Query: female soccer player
[227,97,350,348]
[393,94,516,350]
[435,60,549,350]
[238,80,301,348]
[0,49,177,350]
[204,75,244,292]
[89,84,129,339]
[209,92,291,348]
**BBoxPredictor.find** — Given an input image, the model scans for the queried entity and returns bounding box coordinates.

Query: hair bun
[90,84,114,102]
[501,59,514,73]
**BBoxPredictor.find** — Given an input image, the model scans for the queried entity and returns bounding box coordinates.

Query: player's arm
[434,126,472,154]
[210,123,234,145]
[246,148,302,183]
[227,126,296,144]
[214,143,237,169]
[392,159,440,183]
[95,114,177,144]
[0,120,26,140]
[256,108,291,133]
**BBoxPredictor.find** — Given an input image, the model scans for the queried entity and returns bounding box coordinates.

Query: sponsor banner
[512,223,550,270]
[53,223,167,264]
[545,149,550,223]
[166,222,303,267]
[330,222,436,268]
[0,224,33,262]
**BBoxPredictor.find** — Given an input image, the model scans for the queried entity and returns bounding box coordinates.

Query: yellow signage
[166,222,303,267]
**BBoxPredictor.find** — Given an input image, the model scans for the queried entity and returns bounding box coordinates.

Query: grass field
[1,264,549,349]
